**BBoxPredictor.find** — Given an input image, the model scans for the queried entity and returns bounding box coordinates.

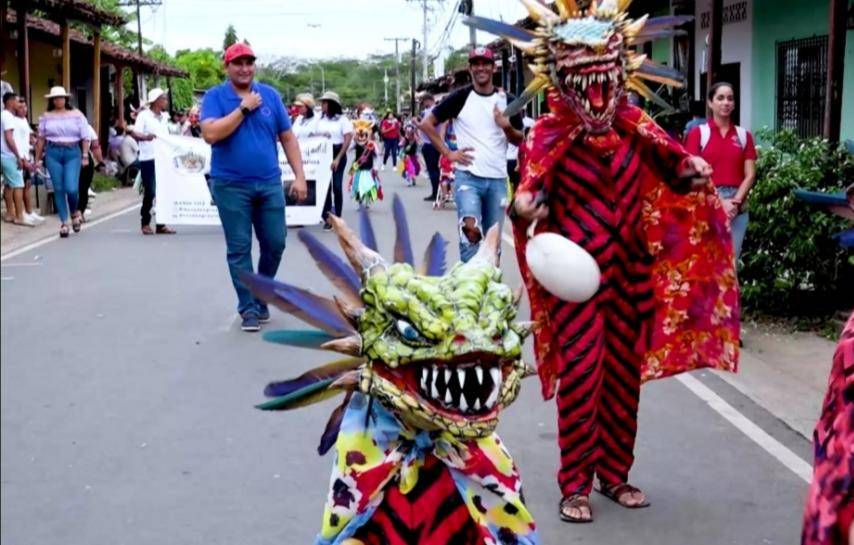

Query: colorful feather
[262,329,339,349]
[263,357,364,398]
[297,230,362,307]
[504,74,550,118]
[318,390,353,455]
[240,272,356,335]
[636,59,686,87]
[462,15,537,44]
[392,194,415,266]
[630,28,688,45]
[641,14,693,34]
[255,378,341,411]
[359,208,378,252]
[626,77,676,113]
[420,232,448,277]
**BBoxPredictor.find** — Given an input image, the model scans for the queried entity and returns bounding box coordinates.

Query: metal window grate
[776,35,828,138]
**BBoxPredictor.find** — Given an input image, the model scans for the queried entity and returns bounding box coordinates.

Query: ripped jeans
[453,169,508,262]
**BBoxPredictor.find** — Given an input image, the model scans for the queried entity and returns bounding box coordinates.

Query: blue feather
[359,208,378,252]
[643,15,694,33]
[240,272,355,335]
[463,15,536,43]
[318,392,352,455]
[297,230,361,303]
[422,232,448,276]
[392,194,414,265]
[262,329,338,348]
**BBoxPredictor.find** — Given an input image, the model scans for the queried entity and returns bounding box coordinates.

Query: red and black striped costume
[353,454,482,545]
[513,93,740,498]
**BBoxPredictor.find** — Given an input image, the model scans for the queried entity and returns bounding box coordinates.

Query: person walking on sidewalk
[201,42,307,332]
[131,87,176,235]
[33,86,91,238]
[316,91,352,232]
[77,123,105,221]
[419,47,523,261]
[2,93,35,226]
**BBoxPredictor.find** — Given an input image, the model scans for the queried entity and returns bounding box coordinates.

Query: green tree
[176,49,226,91]
[223,25,238,52]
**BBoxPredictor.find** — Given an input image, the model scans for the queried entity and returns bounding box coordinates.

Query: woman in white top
[291,93,318,139]
[316,91,352,231]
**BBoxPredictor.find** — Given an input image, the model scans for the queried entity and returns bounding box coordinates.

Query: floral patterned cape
[802,311,854,545]
[315,392,540,545]
[513,92,740,400]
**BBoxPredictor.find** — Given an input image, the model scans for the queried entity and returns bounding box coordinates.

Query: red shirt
[684,120,757,187]
[380,118,400,140]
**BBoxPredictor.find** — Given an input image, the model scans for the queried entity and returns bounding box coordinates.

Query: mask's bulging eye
[396,319,423,343]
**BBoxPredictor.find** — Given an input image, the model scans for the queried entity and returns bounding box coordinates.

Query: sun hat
[319,91,342,106]
[293,93,315,108]
[146,87,168,105]
[45,86,71,99]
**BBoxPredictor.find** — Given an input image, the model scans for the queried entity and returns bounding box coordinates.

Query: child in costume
[467,0,739,523]
[242,196,540,545]
[400,126,420,187]
[434,121,457,209]
[349,119,382,207]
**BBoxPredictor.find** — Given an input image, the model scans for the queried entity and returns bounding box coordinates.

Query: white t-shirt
[1,109,18,158]
[431,86,522,179]
[135,108,169,161]
[506,116,535,161]
[292,114,320,139]
[14,116,33,159]
[315,114,353,145]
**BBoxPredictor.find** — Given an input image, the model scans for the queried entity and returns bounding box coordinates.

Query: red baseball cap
[224,43,256,64]
[468,47,495,62]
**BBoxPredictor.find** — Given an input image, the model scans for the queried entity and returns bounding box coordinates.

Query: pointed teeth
[444,387,452,405]
[431,366,440,399]
[490,367,501,385]
[420,367,428,391]
[457,369,466,389]
[460,396,469,412]
[473,398,481,411]
[475,366,484,384]
[444,368,452,385]
[416,364,505,415]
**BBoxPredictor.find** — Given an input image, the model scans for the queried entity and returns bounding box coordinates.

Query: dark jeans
[210,178,286,315]
[78,152,94,213]
[139,159,163,228]
[422,143,441,197]
[507,159,519,192]
[383,137,399,167]
[322,144,346,222]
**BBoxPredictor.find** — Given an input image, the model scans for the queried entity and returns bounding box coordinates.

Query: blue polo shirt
[200,81,292,183]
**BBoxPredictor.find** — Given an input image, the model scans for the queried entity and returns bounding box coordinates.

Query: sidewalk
[0,187,140,257]
[715,320,838,439]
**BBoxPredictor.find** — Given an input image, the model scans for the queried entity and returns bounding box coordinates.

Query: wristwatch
[240,105,251,117]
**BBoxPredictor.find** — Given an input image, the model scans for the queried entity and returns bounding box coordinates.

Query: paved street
[2,166,811,545]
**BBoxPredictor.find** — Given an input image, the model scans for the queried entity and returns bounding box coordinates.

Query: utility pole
[408,1,441,84]
[460,0,475,46]
[383,68,389,105]
[117,0,162,100]
[384,37,408,113]
[410,39,420,115]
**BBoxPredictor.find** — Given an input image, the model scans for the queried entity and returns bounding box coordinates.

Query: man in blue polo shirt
[201,42,307,332]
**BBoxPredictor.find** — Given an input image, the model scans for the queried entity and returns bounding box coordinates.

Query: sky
[130,0,528,63]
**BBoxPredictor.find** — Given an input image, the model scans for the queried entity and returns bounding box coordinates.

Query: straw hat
[319,91,341,106]
[293,93,315,108]
[45,86,71,99]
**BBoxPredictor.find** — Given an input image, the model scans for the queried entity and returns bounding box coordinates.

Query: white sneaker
[28,211,45,221]
[88,188,97,198]
[380,165,385,171]
[18,216,35,227]
[25,213,44,224]
[83,209,93,218]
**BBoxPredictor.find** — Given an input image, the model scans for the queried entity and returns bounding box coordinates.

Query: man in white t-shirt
[419,47,524,262]
[130,88,175,235]
[1,93,35,226]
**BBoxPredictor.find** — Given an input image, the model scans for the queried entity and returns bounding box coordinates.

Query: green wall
[752,0,854,141]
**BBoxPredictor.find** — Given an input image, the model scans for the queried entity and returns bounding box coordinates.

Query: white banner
[154,134,332,226]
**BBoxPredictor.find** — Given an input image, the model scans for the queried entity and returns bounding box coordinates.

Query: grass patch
[92,172,120,192]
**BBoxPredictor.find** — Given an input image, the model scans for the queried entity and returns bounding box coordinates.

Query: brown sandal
[597,482,650,508]
[71,212,82,233]
[559,494,593,523]
[59,224,70,238]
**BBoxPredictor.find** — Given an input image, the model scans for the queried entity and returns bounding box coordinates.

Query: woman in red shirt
[379,110,401,171]
[685,82,757,263]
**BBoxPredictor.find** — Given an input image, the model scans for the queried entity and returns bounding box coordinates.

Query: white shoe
[18,216,36,227]
[88,189,97,198]
[83,209,93,218]
[380,165,385,171]
[28,211,45,221]
[25,213,44,224]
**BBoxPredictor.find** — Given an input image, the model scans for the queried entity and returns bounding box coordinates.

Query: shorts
[1,154,24,188]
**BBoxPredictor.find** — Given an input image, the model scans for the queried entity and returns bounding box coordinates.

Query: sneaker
[88,188,97,198]
[380,165,385,171]
[29,211,45,221]
[423,195,436,201]
[16,216,36,227]
[83,209,93,219]
[25,213,44,224]
[322,222,333,232]
[257,305,271,323]
[241,312,261,332]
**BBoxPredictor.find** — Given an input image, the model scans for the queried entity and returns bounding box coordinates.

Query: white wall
[693,0,753,129]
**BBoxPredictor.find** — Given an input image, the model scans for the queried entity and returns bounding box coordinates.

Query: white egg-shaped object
[526,233,601,302]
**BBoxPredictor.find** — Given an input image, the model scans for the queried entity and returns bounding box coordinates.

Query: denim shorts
[0,154,24,188]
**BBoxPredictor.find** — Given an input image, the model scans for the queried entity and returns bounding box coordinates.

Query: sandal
[59,224,70,238]
[597,482,650,509]
[559,494,593,523]
[71,212,82,233]
[155,225,176,235]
